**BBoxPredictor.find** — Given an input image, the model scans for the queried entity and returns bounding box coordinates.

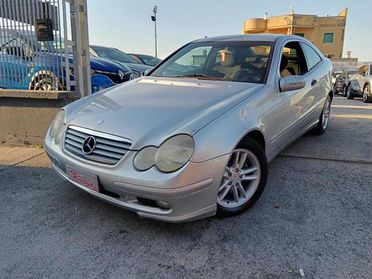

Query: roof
[193,34,289,43]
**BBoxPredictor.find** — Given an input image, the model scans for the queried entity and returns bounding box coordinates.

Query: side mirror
[279,75,306,92]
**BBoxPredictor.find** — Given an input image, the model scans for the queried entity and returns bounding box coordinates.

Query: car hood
[67,77,262,149]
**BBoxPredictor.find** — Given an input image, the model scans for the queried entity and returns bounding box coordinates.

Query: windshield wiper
[174,74,224,80]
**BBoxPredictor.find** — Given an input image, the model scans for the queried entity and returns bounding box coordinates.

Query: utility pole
[151,5,158,58]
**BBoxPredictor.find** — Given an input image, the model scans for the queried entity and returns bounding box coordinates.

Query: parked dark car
[90,46,152,79]
[0,29,132,93]
[333,69,356,95]
[345,64,372,102]
[128,53,162,67]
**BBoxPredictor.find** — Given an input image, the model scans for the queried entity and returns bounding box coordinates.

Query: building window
[323,33,334,44]
[295,33,305,37]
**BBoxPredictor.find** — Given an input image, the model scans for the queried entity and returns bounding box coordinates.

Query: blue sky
[88,0,371,61]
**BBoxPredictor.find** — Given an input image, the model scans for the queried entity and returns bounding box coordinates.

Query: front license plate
[66,165,99,192]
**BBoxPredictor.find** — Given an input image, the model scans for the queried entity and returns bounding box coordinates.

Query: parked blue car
[0,29,132,93]
[90,45,152,79]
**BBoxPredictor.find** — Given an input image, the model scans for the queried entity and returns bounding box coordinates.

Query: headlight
[50,110,65,140]
[133,135,195,173]
[133,146,157,171]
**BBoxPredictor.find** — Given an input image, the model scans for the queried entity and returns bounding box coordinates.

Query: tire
[311,95,332,135]
[346,85,354,99]
[343,86,347,97]
[362,84,372,103]
[217,138,268,217]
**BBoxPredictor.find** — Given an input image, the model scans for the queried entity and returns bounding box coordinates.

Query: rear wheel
[217,138,268,217]
[362,84,372,103]
[30,71,63,91]
[311,95,332,135]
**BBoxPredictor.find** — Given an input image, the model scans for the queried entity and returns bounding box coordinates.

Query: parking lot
[0,95,371,278]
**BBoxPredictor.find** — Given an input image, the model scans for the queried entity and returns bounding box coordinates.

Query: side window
[1,36,22,56]
[301,43,322,71]
[279,41,308,77]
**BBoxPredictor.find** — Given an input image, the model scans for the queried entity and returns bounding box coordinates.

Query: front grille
[105,72,131,84]
[64,126,132,165]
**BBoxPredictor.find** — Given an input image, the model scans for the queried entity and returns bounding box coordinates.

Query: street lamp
[151,5,158,58]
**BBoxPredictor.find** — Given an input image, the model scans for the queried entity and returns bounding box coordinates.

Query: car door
[266,40,312,152]
[298,42,327,127]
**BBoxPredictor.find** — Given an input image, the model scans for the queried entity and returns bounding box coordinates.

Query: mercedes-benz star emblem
[82,136,96,155]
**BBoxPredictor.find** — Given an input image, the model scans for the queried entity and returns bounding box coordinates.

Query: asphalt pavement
[0,95,371,279]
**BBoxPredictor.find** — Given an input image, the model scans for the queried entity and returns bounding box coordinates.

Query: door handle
[311,79,318,86]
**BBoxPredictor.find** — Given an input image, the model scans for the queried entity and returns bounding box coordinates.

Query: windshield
[151,41,273,83]
[24,35,71,54]
[347,70,356,77]
[139,55,161,66]
[92,47,137,64]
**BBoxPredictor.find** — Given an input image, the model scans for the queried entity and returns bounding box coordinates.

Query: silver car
[345,64,372,102]
[44,35,333,222]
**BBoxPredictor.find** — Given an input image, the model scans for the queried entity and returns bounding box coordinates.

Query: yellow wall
[243,8,348,59]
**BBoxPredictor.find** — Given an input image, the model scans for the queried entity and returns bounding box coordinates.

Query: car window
[357,65,368,76]
[0,35,30,58]
[347,70,356,77]
[279,41,308,77]
[301,43,322,71]
[140,55,161,66]
[151,41,273,84]
[93,47,137,64]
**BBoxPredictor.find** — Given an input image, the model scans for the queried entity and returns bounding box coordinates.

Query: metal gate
[0,0,90,96]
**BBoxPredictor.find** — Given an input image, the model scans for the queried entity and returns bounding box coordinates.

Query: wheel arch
[328,90,334,101]
[237,129,266,151]
[363,82,370,91]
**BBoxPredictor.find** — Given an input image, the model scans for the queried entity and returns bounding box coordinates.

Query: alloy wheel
[33,77,60,91]
[322,98,331,130]
[217,149,261,208]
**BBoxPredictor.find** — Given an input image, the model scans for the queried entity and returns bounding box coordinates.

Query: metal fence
[0,0,90,95]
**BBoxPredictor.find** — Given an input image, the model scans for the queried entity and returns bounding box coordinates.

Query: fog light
[156,201,171,210]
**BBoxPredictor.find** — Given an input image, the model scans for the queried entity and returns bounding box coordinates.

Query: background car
[332,70,343,86]
[345,64,372,102]
[128,53,162,67]
[90,45,152,79]
[0,29,132,93]
[45,35,333,222]
[333,69,356,95]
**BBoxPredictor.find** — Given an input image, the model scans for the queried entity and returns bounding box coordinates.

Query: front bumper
[45,141,229,223]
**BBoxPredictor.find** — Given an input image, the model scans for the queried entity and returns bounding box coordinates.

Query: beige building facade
[243,9,348,59]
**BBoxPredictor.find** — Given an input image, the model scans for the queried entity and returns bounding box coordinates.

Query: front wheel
[346,85,354,99]
[343,86,347,97]
[311,95,332,135]
[362,84,372,103]
[217,138,268,217]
